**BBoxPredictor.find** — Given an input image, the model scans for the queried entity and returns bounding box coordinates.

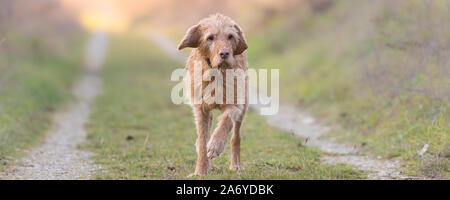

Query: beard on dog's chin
[217,61,230,68]
[212,56,234,69]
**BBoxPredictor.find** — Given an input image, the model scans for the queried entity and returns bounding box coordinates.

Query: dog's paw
[207,137,226,159]
[229,164,244,171]
[187,171,207,178]
[187,173,198,178]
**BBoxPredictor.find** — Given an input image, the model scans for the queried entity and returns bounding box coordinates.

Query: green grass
[0,33,83,170]
[83,34,364,179]
[246,0,449,179]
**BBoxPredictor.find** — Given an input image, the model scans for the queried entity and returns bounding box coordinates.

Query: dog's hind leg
[230,120,243,171]
[207,106,243,160]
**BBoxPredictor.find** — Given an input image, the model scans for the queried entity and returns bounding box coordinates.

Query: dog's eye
[207,35,214,41]
[228,34,233,40]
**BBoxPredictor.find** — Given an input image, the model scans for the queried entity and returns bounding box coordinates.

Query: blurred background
[0,0,448,179]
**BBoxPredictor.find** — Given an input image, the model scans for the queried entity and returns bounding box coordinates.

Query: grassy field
[83,35,364,179]
[1,0,446,180]
[0,33,83,170]
[246,0,449,179]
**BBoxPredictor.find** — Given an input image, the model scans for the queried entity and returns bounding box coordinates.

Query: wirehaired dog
[177,14,248,176]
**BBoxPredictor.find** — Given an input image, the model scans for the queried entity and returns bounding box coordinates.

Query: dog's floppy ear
[178,24,202,50]
[233,24,248,55]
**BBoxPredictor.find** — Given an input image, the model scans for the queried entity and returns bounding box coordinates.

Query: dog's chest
[187,68,241,109]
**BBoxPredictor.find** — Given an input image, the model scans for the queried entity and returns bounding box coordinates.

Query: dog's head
[177,14,248,68]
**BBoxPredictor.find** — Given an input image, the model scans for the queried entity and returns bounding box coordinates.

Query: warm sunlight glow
[80,11,129,32]
[61,0,131,32]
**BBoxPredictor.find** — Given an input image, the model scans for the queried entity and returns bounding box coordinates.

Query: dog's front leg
[189,106,211,177]
[207,106,244,160]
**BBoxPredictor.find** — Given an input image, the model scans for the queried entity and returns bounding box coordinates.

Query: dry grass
[0,0,84,171]
[246,0,449,179]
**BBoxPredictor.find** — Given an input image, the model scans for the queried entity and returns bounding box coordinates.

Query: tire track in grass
[146,30,413,180]
[0,32,107,180]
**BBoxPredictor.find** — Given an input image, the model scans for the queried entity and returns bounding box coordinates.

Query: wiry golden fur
[177,14,248,176]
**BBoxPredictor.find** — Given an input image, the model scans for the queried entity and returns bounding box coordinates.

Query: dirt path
[147,31,412,180]
[0,32,107,180]
[261,104,410,179]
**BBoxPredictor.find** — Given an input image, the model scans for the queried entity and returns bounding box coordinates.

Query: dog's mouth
[205,57,228,69]
[209,56,233,69]
[217,61,229,68]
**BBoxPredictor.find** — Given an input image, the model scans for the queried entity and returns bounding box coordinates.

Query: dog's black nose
[219,50,230,59]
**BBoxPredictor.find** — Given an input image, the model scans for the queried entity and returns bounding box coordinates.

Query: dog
[177,14,248,176]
